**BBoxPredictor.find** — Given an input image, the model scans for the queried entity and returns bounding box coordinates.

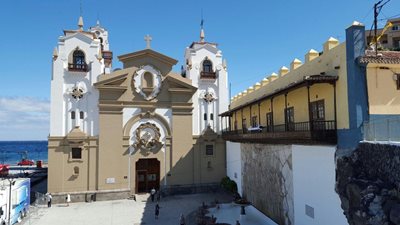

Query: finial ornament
[53,47,58,60]
[144,34,152,49]
[200,18,205,43]
[78,16,84,30]
[78,0,84,30]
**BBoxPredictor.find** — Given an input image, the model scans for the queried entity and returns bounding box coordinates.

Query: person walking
[47,193,52,207]
[236,220,241,225]
[155,203,160,219]
[150,188,156,202]
[180,213,186,225]
[66,194,71,206]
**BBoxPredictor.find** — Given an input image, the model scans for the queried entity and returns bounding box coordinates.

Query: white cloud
[0,96,49,140]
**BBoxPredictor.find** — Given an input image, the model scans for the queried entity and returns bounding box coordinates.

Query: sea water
[0,141,47,165]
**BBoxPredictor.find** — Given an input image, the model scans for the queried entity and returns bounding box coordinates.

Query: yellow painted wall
[260,99,272,125]
[98,113,128,190]
[273,95,286,125]
[287,88,309,122]
[366,65,400,114]
[48,137,98,193]
[229,42,350,129]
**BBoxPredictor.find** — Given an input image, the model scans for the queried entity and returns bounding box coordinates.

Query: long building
[220,22,400,225]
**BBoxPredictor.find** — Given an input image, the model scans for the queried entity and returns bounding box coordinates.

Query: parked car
[17,159,35,166]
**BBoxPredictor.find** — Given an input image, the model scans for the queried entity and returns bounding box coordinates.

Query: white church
[48,16,229,201]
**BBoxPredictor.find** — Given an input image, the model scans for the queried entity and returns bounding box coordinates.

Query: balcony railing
[222,120,337,144]
[68,63,89,72]
[200,71,216,79]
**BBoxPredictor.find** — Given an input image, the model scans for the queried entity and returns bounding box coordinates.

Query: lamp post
[7,177,15,225]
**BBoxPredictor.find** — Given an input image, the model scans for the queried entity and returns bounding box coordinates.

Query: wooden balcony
[222,120,337,145]
[200,71,216,79]
[68,63,89,72]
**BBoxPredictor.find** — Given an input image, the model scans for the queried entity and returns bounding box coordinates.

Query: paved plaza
[21,193,234,225]
[20,192,275,225]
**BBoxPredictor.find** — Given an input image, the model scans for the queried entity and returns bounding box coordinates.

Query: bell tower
[50,16,113,137]
[184,24,229,135]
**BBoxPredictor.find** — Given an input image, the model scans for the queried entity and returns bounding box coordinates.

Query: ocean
[0,141,48,165]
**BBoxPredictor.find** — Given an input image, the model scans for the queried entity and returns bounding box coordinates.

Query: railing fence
[363,118,400,142]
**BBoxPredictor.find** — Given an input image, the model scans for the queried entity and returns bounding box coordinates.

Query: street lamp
[7,177,15,225]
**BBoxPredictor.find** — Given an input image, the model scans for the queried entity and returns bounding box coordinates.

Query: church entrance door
[136,158,160,193]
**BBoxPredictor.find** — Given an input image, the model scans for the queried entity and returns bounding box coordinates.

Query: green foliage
[220,176,238,193]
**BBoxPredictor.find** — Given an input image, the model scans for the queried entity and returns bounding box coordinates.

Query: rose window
[72,88,84,99]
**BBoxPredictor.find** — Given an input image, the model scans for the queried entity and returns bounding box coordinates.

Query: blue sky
[0,0,399,140]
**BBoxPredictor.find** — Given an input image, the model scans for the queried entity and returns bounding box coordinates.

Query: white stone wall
[184,44,228,135]
[226,141,242,195]
[292,145,347,225]
[50,27,108,137]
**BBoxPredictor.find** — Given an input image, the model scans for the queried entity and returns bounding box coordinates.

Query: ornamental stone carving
[71,87,84,99]
[133,122,162,153]
[201,88,217,103]
[133,65,162,101]
[69,82,87,100]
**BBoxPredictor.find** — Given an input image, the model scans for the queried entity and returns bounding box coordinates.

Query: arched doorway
[136,158,160,193]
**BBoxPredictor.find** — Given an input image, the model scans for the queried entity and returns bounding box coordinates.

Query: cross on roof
[144,34,152,49]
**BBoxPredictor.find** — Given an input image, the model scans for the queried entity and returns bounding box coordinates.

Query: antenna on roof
[78,0,84,30]
[80,0,83,16]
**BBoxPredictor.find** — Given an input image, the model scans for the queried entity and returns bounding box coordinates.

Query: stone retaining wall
[241,143,294,225]
[336,142,400,225]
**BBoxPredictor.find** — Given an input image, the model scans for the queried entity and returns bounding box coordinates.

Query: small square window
[206,145,214,156]
[71,148,82,159]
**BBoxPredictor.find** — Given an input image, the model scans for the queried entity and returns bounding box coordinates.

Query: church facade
[48,17,228,201]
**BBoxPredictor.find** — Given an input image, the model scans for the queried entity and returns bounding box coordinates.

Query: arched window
[73,50,85,66]
[99,37,104,51]
[202,59,213,73]
[69,50,87,71]
[142,72,154,88]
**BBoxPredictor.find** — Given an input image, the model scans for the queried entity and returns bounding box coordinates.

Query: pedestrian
[156,191,161,202]
[47,193,52,207]
[215,199,220,210]
[66,194,71,206]
[150,187,156,202]
[180,213,185,225]
[236,220,241,225]
[155,203,160,219]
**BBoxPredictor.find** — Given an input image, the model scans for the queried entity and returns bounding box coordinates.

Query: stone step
[128,193,151,202]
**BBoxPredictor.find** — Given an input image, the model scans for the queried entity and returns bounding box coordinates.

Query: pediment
[66,126,87,146]
[164,73,197,93]
[60,31,94,44]
[196,44,219,54]
[117,49,177,75]
[96,74,128,87]
[199,125,218,141]
[189,42,219,54]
